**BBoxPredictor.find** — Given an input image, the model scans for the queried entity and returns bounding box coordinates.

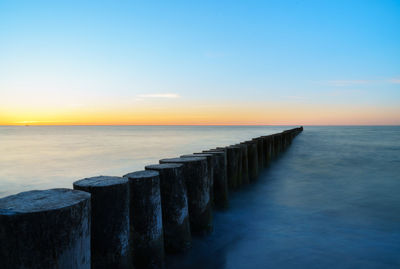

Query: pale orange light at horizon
[1,102,399,126]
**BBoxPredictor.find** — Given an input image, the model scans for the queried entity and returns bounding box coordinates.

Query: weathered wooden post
[203,149,229,209]
[144,164,192,253]
[272,134,281,157]
[217,147,236,189]
[261,135,272,166]
[281,132,286,151]
[73,176,131,269]
[0,189,91,269]
[241,140,258,182]
[269,135,276,158]
[282,130,290,149]
[159,157,212,235]
[122,171,164,269]
[235,143,249,185]
[252,137,264,171]
[182,153,214,205]
[222,145,242,189]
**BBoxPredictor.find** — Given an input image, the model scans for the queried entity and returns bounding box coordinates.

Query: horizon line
[1,124,399,127]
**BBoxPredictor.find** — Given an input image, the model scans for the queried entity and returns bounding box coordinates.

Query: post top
[145,163,183,170]
[233,143,246,148]
[228,145,241,149]
[73,176,127,188]
[181,153,213,158]
[193,153,214,157]
[0,188,90,215]
[160,156,206,164]
[202,150,224,155]
[123,170,159,179]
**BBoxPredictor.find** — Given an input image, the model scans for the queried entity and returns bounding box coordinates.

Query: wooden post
[0,189,91,269]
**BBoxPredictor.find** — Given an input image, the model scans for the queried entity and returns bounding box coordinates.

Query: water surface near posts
[0,127,303,269]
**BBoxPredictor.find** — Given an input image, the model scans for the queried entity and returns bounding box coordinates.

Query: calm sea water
[0,125,288,198]
[167,126,400,269]
[1,125,399,268]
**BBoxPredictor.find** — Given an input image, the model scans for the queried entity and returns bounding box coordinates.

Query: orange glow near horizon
[1,102,399,126]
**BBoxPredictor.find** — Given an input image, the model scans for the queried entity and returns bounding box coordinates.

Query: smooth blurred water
[0,125,288,198]
[1,126,399,268]
[166,126,400,269]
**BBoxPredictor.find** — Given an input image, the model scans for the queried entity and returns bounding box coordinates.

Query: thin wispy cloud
[325,80,369,87]
[137,93,181,99]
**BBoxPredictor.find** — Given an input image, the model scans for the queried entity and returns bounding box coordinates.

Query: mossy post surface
[0,188,91,269]
[123,170,164,269]
[202,150,229,209]
[160,157,212,235]
[73,176,130,269]
[145,164,191,254]
[242,141,258,182]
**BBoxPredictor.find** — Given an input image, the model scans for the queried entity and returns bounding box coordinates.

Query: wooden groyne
[0,127,303,269]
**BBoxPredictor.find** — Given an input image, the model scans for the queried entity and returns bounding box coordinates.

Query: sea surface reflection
[0,125,286,197]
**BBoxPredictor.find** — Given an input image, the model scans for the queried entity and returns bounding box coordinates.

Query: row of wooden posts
[0,127,303,269]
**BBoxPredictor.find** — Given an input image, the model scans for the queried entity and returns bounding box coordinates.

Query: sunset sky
[1,0,399,125]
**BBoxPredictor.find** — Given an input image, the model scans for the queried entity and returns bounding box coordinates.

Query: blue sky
[0,0,399,124]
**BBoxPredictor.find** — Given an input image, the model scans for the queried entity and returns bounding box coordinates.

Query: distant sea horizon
[1,124,399,126]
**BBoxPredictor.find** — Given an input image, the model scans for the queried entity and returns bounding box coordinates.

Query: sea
[1,125,399,268]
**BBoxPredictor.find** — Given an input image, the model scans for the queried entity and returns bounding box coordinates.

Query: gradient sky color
[1,0,399,125]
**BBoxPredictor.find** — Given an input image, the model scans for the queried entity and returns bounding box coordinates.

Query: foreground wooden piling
[123,171,164,269]
[145,164,192,253]
[73,176,131,269]
[160,157,213,235]
[202,150,229,209]
[0,189,91,269]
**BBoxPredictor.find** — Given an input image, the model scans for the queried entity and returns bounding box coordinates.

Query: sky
[0,0,399,125]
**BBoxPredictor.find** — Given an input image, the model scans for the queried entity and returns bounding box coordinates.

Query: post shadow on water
[166,126,400,269]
